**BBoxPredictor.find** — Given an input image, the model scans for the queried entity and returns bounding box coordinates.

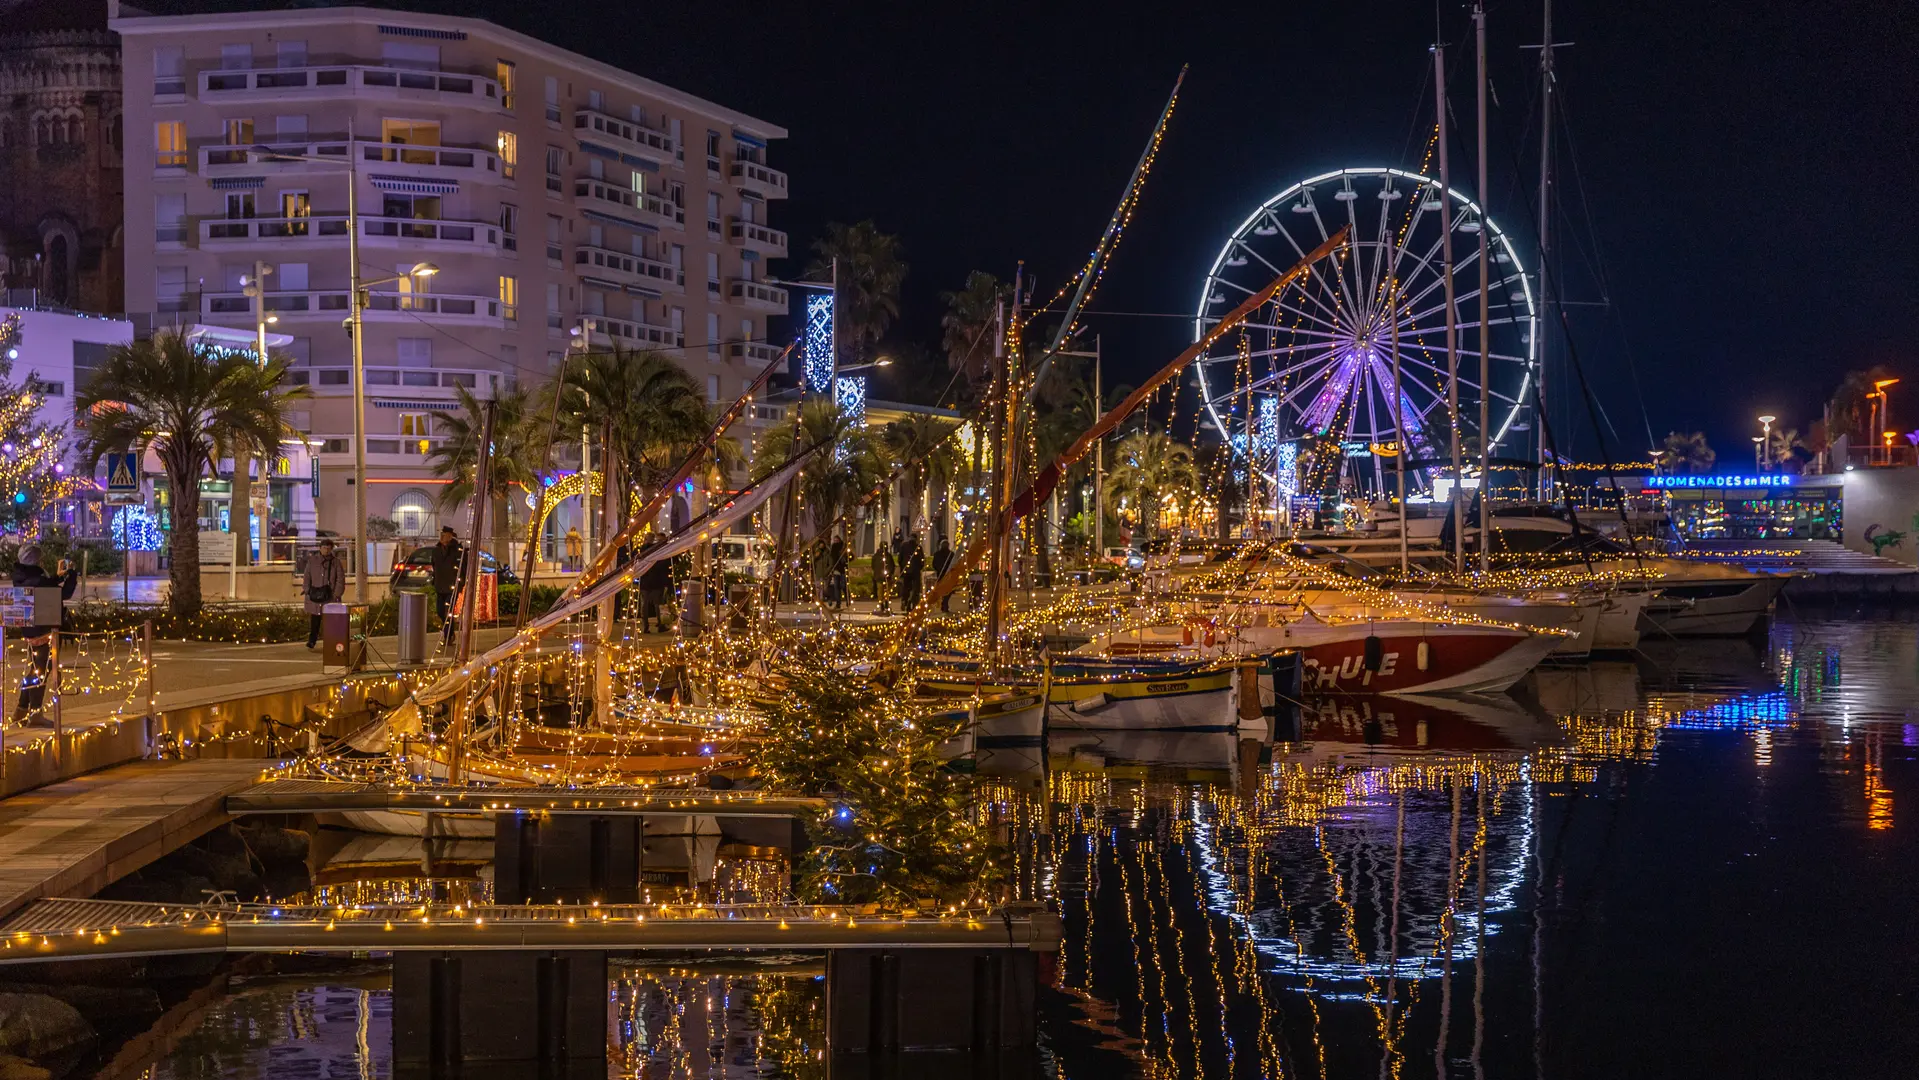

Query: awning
[578,275,624,292]
[621,153,659,172]
[622,283,662,299]
[374,400,443,410]
[208,176,265,190]
[577,140,619,160]
[370,175,458,195]
[732,131,767,149]
[738,188,765,202]
[581,209,656,234]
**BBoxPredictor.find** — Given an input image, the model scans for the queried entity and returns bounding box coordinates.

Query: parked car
[389,546,520,589]
[714,536,771,579]
[1102,546,1145,569]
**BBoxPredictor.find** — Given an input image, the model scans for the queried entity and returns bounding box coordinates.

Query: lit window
[154,121,186,168]
[496,130,516,177]
[499,275,519,320]
[496,60,517,110]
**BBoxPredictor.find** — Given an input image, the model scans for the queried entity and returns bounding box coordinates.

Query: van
[714,536,770,579]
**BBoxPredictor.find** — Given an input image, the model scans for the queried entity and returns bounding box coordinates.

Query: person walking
[931,536,954,612]
[10,545,77,723]
[827,535,848,609]
[638,554,673,634]
[563,526,583,572]
[897,533,924,611]
[870,541,892,614]
[430,526,463,624]
[302,538,345,650]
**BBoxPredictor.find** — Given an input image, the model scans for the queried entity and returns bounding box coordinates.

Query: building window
[707,374,720,402]
[390,489,436,535]
[629,170,645,195]
[544,75,560,123]
[496,130,516,178]
[545,146,563,193]
[630,104,647,126]
[154,194,187,243]
[28,378,64,397]
[154,47,185,95]
[280,190,311,223]
[707,312,720,359]
[157,266,189,313]
[667,117,682,160]
[220,43,253,70]
[704,130,720,172]
[276,40,307,68]
[155,121,186,168]
[224,118,254,146]
[225,191,256,220]
[397,338,431,367]
[274,114,307,140]
[546,214,563,264]
[499,203,518,251]
[499,275,519,321]
[587,88,604,111]
[586,156,603,180]
[496,60,516,109]
[706,252,720,297]
[546,283,562,329]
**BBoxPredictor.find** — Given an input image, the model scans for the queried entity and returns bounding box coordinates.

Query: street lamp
[1873,380,1900,454]
[835,357,892,375]
[1751,435,1764,472]
[1757,414,1775,471]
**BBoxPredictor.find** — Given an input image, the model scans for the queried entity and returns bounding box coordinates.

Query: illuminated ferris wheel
[1193,167,1537,490]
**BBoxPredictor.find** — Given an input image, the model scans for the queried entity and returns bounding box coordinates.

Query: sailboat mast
[1391,264,1409,577]
[984,292,1008,669]
[1476,1,1492,573]
[1434,42,1465,574]
[1536,0,1556,501]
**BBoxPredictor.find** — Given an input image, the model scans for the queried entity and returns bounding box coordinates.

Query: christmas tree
[0,313,70,534]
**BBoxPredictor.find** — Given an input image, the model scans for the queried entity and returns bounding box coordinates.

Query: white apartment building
[111,4,789,544]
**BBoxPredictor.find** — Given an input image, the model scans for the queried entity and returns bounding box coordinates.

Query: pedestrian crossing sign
[106,452,140,492]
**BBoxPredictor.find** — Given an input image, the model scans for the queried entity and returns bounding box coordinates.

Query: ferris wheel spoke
[1450,346,1532,365]
[1240,322,1350,343]
[1252,295,1346,334]
[1302,202,1363,316]
[1393,247,1485,325]
[1270,226,1357,330]
[1281,279,1354,335]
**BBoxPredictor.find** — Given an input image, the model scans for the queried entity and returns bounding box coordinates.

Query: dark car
[389,546,520,589]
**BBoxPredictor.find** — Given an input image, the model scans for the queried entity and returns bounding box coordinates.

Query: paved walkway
[0,758,274,922]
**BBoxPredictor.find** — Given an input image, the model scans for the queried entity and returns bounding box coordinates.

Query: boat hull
[1639,576,1787,637]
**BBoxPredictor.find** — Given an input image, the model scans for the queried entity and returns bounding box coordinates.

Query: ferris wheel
[1193,167,1537,491]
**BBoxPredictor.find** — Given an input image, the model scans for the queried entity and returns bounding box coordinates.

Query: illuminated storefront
[1644,474,1843,541]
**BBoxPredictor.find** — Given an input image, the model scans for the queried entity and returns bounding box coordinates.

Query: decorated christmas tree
[0,313,70,534]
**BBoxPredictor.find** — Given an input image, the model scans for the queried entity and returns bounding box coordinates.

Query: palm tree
[880,414,961,536]
[559,348,715,508]
[1103,431,1199,539]
[427,382,547,562]
[1653,431,1717,476]
[808,221,907,366]
[1767,427,1807,472]
[1827,367,1898,443]
[756,399,885,542]
[939,271,1000,386]
[74,330,309,618]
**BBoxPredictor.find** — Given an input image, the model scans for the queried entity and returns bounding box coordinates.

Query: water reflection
[130,619,1919,1078]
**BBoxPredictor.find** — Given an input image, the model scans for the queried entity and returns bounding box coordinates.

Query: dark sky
[163,0,1919,463]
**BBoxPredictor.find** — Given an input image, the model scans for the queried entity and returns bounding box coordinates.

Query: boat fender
[1071,693,1110,714]
[1417,640,1430,671]
[1363,634,1384,672]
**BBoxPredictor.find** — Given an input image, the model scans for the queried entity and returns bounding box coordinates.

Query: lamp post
[348,261,438,601]
[1873,380,1900,462]
[1751,435,1765,473]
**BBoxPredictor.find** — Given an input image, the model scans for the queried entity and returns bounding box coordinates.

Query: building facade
[0,0,125,312]
[112,4,789,545]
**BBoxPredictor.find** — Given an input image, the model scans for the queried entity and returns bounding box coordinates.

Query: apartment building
[111,4,789,542]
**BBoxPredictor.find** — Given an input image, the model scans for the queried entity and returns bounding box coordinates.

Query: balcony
[727,219,787,258]
[197,139,509,186]
[197,215,500,254]
[575,245,684,294]
[572,107,675,165]
[286,366,502,399]
[729,341,783,365]
[358,140,509,185]
[729,159,788,199]
[202,289,505,328]
[588,317,684,351]
[200,137,352,176]
[728,279,788,313]
[198,63,504,111]
[573,179,684,231]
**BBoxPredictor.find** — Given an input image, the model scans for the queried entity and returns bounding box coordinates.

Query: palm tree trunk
[165,456,203,618]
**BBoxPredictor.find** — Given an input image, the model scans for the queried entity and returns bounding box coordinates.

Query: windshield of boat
[1283,543,1386,581]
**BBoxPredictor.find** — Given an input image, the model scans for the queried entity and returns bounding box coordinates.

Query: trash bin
[322,602,367,671]
[397,591,427,665]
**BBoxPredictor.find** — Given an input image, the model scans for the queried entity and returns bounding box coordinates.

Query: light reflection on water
[133,618,1919,1079]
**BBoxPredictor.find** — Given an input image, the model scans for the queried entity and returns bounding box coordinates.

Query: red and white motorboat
[1075,604,1565,696]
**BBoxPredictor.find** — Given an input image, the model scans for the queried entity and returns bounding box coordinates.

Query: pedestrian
[564,526,583,572]
[9,545,77,724]
[299,538,345,650]
[639,552,673,633]
[827,535,848,609]
[932,536,954,612]
[430,526,463,623]
[897,533,923,611]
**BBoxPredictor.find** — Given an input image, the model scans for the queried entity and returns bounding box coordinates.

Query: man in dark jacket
[10,544,78,723]
[638,552,673,634]
[871,542,892,614]
[931,536,954,612]
[826,535,848,609]
[429,526,463,622]
[898,533,924,611]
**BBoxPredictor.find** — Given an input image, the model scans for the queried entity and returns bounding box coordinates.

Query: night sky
[155,0,1919,463]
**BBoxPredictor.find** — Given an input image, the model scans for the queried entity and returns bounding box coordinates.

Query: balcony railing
[198,215,500,253]
[198,138,507,184]
[727,219,788,257]
[572,107,675,163]
[199,64,503,109]
[729,159,788,199]
[728,279,788,312]
[575,245,684,293]
[729,341,783,365]
[589,317,684,350]
[573,179,684,230]
[202,289,504,327]
[285,366,499,397]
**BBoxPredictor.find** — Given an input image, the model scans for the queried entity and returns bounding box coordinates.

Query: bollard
[396,590,428,665]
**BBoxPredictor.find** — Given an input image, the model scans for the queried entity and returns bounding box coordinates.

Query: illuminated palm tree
[1103,431,1199,538]
[74,330,309,618]
[755,399,885,541]
[427,382,546,561]
[881,413,961,536]
[1654,431,1717,476]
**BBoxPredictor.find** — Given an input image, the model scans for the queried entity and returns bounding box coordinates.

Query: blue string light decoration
[803,293,835,394]
[112,505,164,552]
[834,376,866,427]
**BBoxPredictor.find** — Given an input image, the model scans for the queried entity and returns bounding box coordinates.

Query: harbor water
[122,616,1919,1079]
